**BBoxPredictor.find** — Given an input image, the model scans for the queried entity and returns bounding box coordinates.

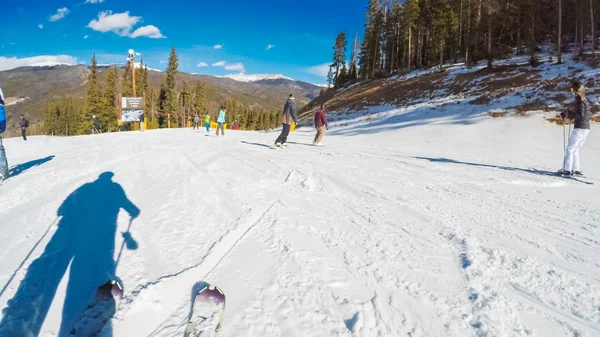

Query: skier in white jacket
[558,80,591,177]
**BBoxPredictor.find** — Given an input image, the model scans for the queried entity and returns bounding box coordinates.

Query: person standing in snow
[193,115,200,130]
[216,108,226,136]
[205,113,211,133]
[274,94,297,148]
[313,104,328,146]
[558,80,591,176]
[0,88,9,180]
[19,115,29,141]
[92,115,101,134]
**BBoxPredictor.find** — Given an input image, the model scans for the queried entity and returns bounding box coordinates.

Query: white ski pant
[563,128,590,172]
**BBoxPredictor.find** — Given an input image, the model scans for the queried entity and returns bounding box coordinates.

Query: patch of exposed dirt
[299,60,600,126]
[488,111,508,118]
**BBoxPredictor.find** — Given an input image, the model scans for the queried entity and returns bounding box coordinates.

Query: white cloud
[87,11,164,39]
[197,62,208,67]
[224,63,245,72]
[87,11,141,36]
[213,44,224,49]
[0,55,78,71]
[85,0,105,3]
[266,44,275,50]
[84,35,89,39]
[38,24,44,29]
[50,8,70,22]
[130,25,165,39]
[160,60,167,64]
[212,61,245,72]
[305,63,331,77]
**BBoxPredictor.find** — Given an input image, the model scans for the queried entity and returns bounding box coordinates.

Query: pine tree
[557,0,563,63]
[404,0,420,69]
[122,61,133,97]
[193,81,207,116]
[359,0,384,79]
[158,82,168,128]
[164,46,179,127]
[181,81,192,125]
[337,62,348,87]
[84,55,103,134]
[102,66,118,132]
[429,1,458,68]
[327,66,335,88]
[591,0,596,54]
[332,31,348,87]
[348,31,360,80]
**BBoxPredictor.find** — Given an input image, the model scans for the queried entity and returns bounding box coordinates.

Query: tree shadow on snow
[328,102,488,137]
[9,155,55,177]
[0,172,140,337]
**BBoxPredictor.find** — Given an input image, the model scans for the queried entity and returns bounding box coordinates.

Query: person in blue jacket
[0,88,9,180]
[216,108,226,136]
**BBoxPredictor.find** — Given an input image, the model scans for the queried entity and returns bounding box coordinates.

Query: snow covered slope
[0,111,599,337]
[222,74,294,83]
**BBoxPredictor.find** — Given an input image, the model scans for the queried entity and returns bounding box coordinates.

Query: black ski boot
[557,169,572,176]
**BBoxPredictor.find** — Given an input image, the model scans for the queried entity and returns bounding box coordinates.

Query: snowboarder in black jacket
[274,94,297,148]
[558,80,591,176]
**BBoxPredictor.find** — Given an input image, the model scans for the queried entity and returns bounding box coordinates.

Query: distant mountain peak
[222,73,294,83]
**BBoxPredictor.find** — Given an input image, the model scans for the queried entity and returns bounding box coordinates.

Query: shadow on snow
[0,172,140,337]
[413,156,563,178]
[327,101,492,137]
[9,155,55,178]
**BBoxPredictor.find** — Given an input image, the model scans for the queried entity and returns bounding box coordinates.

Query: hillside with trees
[325,0,599,89]
[0,46,319,137]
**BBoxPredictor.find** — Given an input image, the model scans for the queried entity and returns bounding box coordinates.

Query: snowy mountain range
[221,73,294,83]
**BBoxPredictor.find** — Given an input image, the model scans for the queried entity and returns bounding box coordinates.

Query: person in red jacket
[313,104,328,146]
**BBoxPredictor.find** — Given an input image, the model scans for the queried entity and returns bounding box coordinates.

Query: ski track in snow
[0,115,599,337]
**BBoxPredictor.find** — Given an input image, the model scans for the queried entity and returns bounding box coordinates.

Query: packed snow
[0,103,598,337]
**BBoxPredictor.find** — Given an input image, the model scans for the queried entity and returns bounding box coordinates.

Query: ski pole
[563,118,566,154]
[0,217,58,297]
[115,217,136,267]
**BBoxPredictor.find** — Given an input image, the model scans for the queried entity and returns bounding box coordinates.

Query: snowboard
[184,285,226,337]
[68,280,124,337]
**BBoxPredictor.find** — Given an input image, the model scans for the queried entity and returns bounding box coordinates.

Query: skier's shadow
[9,155,55,177]
[413,157,570,180]
[0,172,141,337]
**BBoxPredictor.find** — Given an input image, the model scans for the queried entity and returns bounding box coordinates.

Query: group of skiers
[184,93,329,147]
[0,80,593,182]
[273,94,328,148]
[191,108,228,136]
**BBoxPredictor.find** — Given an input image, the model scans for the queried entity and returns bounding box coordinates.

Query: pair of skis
[531,169,594,185]
[69,281,226,337]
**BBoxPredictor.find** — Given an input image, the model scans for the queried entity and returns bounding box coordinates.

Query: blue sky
[0,0,367,83]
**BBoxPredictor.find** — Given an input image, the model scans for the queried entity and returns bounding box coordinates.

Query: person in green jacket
[204,113,211,133]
